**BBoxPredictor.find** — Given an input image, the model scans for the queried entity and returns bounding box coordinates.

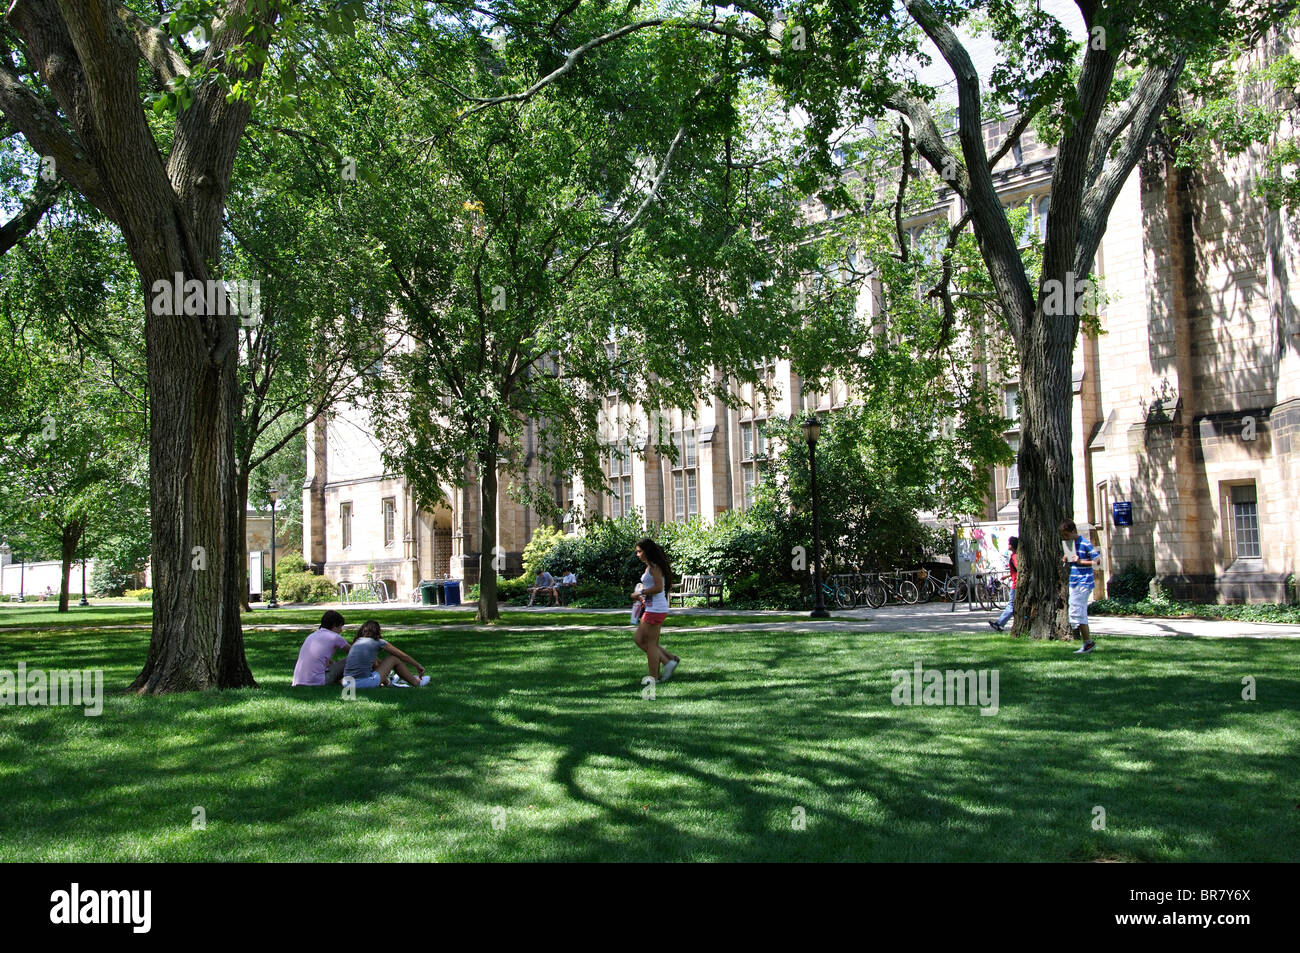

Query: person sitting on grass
[292,609,351,687]
[527,570,558,607]
[342,619,430,688]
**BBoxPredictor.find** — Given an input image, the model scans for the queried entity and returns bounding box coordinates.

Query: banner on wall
[955,521,1019,576]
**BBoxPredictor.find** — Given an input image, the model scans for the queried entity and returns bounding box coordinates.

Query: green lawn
[0,618,1296,861]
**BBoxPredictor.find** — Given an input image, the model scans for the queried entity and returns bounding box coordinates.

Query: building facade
[305,35,1299,604]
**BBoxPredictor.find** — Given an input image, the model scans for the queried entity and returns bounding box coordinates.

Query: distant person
[630,538,680,682]
[342,619,429,688]
[1061,520,1099,654]
[292,610,351,686]
[989,536,1019,632]
[559,569,577,601]
[527,570,558,607]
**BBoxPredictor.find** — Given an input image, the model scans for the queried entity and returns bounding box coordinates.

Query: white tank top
[641,567,670,612]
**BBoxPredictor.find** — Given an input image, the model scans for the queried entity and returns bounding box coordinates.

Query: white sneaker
[418,675,431,687]
[388,675,407,687]
[660,659,678,682]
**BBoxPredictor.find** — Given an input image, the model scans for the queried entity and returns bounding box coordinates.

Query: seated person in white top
[527,570,558,606]
[558,570,578,601]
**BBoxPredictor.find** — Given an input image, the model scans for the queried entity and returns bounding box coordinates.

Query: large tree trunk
[1012,309,1074,639]
[57,523,81,613]
[132,297,253,691]
[476,429,501,622]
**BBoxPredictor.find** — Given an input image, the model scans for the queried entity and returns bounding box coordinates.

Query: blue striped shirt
[1069,537,1099,591]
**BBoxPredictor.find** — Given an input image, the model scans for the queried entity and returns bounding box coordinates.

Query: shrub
[494,575,532,605]
[276,552,308,576]
[1107,563,1155,602]
[276,571,337,604]
[126,588,153,602]
[542,513,645,587]
[90,558,136,597]
[567,580,633,608]
[521,526,565,580]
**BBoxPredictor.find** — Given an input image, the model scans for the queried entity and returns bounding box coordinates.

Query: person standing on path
[1061,520,1099,653]
[631,538,680,683]
[989,536,1019,632]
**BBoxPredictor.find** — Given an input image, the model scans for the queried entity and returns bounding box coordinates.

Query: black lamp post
[267,487,280,609]
[78,555,89,606]
[802,415,830,619]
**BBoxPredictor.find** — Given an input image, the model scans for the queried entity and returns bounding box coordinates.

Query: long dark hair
[357,619,382,641]
[636,537,672,585]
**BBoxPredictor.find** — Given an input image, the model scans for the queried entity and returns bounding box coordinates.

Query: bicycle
[916,569,954,602]
[339,574,389,604]
[973,572,1010,611]
[805,573,854,609]
[879,570,920,606]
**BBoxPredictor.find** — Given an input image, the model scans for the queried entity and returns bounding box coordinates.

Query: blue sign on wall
[1112,501,1133,527]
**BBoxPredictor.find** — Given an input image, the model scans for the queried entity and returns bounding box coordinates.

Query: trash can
[443,580,461,606]
[420,581,438,606]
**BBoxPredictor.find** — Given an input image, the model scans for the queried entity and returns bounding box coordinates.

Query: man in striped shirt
[1060,519,1099,654]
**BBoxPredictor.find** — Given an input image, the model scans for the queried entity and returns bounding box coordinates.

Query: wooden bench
[670,574,725,608]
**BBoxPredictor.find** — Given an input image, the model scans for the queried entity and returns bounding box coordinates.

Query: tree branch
[0,175,63,253]
[1076,55,1187,277]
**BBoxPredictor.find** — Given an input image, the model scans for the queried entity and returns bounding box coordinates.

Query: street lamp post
[267,488,279,609]
[79,555,89,606]
[802,415,830,619]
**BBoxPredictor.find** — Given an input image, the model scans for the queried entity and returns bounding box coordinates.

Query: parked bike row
[816,569,1011,611]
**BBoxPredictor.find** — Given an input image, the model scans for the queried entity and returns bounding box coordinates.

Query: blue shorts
[343,671,382,689]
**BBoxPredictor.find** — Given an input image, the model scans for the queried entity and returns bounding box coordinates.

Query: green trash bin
[420,581,438,606]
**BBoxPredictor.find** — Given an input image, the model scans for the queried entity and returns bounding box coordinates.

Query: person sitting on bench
[527,570,558,606]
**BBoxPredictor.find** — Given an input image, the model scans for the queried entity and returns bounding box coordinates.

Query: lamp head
[801,415,821,445]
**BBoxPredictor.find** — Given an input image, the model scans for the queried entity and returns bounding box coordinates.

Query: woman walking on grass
[631,538,680,683]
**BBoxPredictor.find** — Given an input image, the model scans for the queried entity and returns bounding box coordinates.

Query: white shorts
[343,671,382,689]
[1068,587,1091,627]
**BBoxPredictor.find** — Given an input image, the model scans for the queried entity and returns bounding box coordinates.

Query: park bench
[670,574,725,608]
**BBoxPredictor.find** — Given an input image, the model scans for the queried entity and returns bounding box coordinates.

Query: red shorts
[642,611,668,626]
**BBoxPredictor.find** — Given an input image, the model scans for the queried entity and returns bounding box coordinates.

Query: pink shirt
[292,628,349,686]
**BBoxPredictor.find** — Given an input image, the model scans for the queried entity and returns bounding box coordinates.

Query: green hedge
[1090,596,1300,624]
[276,571,338,604]
[126,588,153,602]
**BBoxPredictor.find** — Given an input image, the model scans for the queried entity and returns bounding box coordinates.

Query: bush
[126,588,153,602]
[90,558,136,597]
[567,580,634,608]
[494,575,532,605]
[276,571,337,604]
[275,552,307,576]
[1107,563,1155,602]
[542,513,646,588]
[521,526,565,580]
[1090,596,1300,624]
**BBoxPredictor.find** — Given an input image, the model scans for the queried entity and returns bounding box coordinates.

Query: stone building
[304,32,1298,605]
